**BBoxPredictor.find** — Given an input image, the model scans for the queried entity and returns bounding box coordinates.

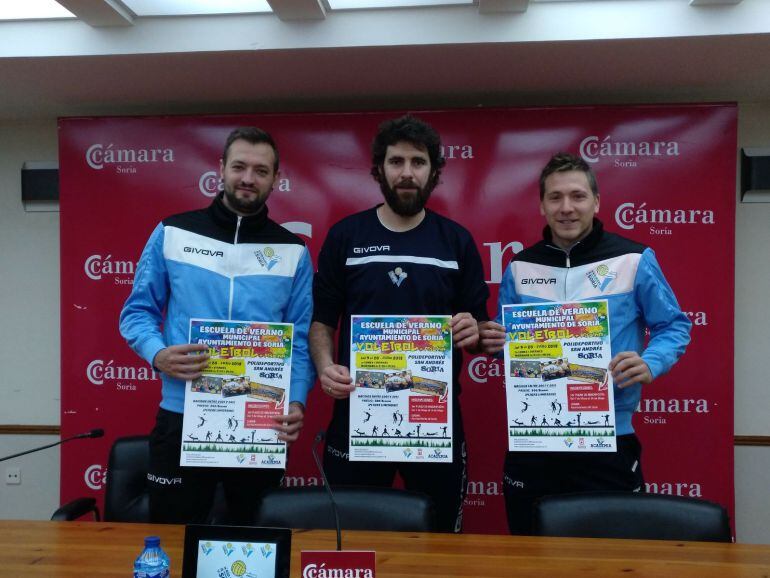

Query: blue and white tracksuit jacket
[496,219,691,436]
[119,194,315,413]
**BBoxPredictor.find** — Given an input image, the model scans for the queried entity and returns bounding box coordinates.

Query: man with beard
[120,127,314,524]
[310,115,489,532]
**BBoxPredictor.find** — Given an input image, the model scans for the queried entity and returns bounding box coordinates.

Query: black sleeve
[312,224,346,329]
[453,230,490,322]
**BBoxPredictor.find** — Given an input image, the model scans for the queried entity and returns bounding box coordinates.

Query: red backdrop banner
[59,105,736,534]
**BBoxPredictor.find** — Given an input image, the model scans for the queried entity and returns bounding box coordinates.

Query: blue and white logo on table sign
[564,437,574,448]
[200,542,213,556]
[241,543,254,557]
[222,543,234,556]
[388,267,408,287]
[236,453,246,464]
[403,448,413,459]
[261,544,273,559]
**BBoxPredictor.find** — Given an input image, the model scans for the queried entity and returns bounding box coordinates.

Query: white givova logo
[86,144,175,170]
[84,464,106,490]
[84,254,136,280]
[579,135,680,164]
[614,202,715,230]
[86,360,157,385]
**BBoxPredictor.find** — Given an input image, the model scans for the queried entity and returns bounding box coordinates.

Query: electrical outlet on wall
[5,467,21,485]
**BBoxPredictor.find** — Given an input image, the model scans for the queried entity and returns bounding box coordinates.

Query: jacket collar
[542,217,604,255]
[207,192,269,232]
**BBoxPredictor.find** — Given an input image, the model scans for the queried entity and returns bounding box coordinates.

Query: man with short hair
[120,127,314,524]
[480,152,691,535]
[310,115,489,533]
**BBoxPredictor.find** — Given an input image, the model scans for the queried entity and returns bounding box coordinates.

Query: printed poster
[181,319,293,468]
[502,301,616,452]
[196,540,278,578]
[349,315,453,462]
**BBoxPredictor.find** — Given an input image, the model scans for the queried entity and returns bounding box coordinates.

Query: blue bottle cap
[144,536,161,547]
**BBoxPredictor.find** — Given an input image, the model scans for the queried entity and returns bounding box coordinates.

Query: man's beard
[380,179,434,217]
[222,183,267,215]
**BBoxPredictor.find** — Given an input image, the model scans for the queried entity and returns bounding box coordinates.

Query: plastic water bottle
[133,535,170,578]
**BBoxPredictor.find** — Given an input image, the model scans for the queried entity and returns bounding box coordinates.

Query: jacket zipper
[547,244,572,300]
[228,216,242,320]
[564,251,570,300]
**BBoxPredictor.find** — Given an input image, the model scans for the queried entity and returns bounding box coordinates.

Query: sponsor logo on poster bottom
[261,455,282,466]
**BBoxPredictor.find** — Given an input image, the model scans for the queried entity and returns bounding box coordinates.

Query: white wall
[0,119,60,424]
[735,103,770,437]
[0,119,61,520]
[0,109,769,542]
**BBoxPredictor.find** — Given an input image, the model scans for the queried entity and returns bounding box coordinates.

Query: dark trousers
[148,408,283,525]
[503,433,645,535]
[323,400,467,533]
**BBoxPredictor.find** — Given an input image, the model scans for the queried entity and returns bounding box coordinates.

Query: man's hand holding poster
[349,315,453,462]
[502,301,616,452]
[181,319,293,468]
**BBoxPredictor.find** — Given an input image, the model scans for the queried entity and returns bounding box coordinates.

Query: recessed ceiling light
[328,0,472,10]
[121,0,271,17]
[0,0,74,21]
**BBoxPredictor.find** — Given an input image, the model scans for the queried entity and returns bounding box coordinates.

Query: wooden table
[2,520,770,577]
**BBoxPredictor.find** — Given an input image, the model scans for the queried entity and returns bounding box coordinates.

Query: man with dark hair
[120,126,314,524]
[310,115,489,532]
[221,127,280,173]
[479,151,691,535]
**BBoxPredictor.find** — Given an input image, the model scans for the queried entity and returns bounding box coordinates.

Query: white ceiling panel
[121,0,271,16]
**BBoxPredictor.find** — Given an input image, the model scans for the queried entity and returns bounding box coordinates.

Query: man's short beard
[380,179,434,217]
[223,185,266,215]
